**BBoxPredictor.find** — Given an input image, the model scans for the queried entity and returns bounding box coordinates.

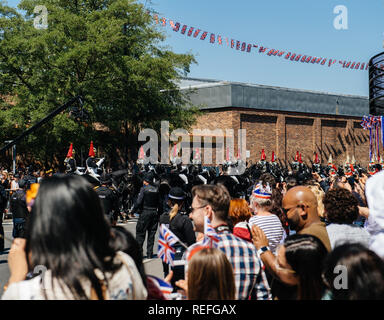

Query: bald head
[283,186,318,208]
[282,186,320,231]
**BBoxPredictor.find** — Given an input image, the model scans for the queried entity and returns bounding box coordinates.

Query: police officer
[9,179,29,238]
[132,172,162,259]
[159,187,195,287]
[94,174,119,226]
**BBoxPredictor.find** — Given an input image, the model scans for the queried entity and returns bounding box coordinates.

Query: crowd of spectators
[1,163,384,300]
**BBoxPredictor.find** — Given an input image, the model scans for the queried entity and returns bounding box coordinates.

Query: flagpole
[176,240,189,250]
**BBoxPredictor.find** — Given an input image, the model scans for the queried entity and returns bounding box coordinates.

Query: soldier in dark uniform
[10,179,29,238]
[132,172,162,259]
[94,174,119,226]
[64,150,77,173]
[86,143,98,172]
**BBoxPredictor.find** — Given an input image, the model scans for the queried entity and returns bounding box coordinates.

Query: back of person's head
[187,247,235,300]
[284,234,328,300]
[322,243,384,300]
[260,173,277,189]
[191,184,231,222]
[168,187,185,221]
[306,185,325,218]
[250,182,272,211]
[286,176,298,191]
[229,198,252,225]
[323,187,358,224]
[26,174,120,299]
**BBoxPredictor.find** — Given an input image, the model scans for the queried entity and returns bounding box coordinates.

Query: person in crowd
[322,243,384,300]
[285,176,298,191]
[175,246,236,300]
[323,187,370,249]
[248,182,286,255]
[110,226,171,300]
[10,173,19,191]
[9,179,29,239]
[228,198,253,242]
[364,170,384,259]
[305,183,325,220]
[159,187,196,286]
[132,172,162,259]
[2,174,147,300]
[251,229,328,300]
[94,173,120,226]
[281,186,331,251]
[270,184,290,236]
[187,184,271,300]
[1,171,9,189]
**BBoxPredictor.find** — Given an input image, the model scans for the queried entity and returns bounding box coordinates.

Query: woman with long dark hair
[322,243,384,300]
[2,174,147,300]
[252,227,328,300]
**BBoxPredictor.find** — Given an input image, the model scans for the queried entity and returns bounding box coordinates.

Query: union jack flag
[147,275,174,299]
[158,224,179,266]
[202,216,220,247]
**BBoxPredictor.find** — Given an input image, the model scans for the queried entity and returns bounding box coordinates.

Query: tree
[0,0,199,168]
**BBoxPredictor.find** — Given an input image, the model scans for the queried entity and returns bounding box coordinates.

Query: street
[0,218,164,297]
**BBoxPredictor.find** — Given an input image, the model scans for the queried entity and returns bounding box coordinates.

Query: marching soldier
[86,141,98,172]
[64,143,77,174]
[94,173,119,226]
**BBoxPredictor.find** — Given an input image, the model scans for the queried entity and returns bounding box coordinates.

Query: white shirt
[1,251,147,300]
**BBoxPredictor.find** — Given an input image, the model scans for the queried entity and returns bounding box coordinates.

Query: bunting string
[148,11,371,72]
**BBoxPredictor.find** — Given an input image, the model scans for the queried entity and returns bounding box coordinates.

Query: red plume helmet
[139,145,145,159]
[88,141,95,157]
[298,153,303,164]
[66,143,73,158]
[294,151,299,162]
[315,153,319,164]
[271,151,275,162]
[261,149,266,161]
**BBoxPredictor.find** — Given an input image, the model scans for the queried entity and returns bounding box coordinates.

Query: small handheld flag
[158,224,188,266]
[203,216,220,247]
[158,224,178,266]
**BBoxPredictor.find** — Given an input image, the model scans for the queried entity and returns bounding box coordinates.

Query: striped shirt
[249,215,285,254]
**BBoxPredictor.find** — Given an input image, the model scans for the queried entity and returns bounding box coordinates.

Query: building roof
[177,77,369,117]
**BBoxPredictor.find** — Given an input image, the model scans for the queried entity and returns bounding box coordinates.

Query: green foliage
[0,0,198,167]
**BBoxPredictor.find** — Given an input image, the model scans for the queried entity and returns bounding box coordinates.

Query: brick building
[178,77,370,167]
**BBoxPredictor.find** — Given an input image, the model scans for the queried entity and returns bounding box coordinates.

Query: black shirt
[159,211,196,246]
[10,189,28,219]
[132,184,161,213]
[94,186,118,215]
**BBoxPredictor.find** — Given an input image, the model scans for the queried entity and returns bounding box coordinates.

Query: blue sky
[5,0,384,97]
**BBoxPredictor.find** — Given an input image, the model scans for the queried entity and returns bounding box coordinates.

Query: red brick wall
[188,108,370,167]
